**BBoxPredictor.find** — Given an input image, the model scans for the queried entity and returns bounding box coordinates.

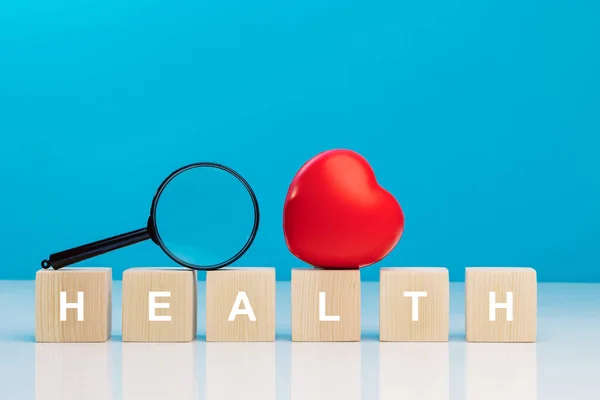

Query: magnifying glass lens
[154,166,256,267]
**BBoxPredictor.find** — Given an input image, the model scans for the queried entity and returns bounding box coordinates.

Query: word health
[35,267,536,343]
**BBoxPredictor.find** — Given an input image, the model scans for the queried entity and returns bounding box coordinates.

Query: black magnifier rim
[149,162,260,271]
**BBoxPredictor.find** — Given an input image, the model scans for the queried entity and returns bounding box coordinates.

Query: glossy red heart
[283,149,404,269]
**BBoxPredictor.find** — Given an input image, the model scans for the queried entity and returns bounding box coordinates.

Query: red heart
[283,149,404,269]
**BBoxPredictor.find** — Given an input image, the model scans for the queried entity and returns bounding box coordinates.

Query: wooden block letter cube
[292,269,361,342]
[380,267,449,342]
[36,268,112,342]
[122,268,197,342]
[206,268,275,342]
[466,267,537,343]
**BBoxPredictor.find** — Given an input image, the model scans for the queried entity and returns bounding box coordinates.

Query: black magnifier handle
[42,228,151,270]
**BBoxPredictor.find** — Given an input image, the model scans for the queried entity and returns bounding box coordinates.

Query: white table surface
[0,281,599,399]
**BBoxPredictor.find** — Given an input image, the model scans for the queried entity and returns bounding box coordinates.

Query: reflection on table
[380,342,449,400]
[466,343,537,400]
[35,342,112,400]
[30,337,546,400]
[122,341,199,400]
[206,342,276,400]
[291,342,361,400]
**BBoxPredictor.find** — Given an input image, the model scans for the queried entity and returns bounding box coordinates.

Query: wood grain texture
[291,269,361,342]
[35,268,112,343]
[206,268,275,342]
[122,268,197,342]
[465,267,537,343]
[380,267,449,342]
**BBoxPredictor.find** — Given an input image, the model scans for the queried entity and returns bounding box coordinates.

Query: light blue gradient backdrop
[1,0,599,281]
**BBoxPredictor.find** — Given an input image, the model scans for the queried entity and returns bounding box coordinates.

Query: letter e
[149,291,172,322]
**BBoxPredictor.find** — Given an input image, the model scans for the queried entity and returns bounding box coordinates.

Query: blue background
[1,0,599,282]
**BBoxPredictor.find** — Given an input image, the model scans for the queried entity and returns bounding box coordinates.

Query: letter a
[228,291,257,321]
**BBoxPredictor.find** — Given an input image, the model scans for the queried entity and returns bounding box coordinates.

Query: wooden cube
[291,269,361,342]
[465,267,537,342]
[35,268,112,343]
[380,268,449,342]
[122,268,197,342]
[206,268,275,342]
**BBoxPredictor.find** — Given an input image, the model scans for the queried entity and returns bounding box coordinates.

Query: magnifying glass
[41,162,260,271]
